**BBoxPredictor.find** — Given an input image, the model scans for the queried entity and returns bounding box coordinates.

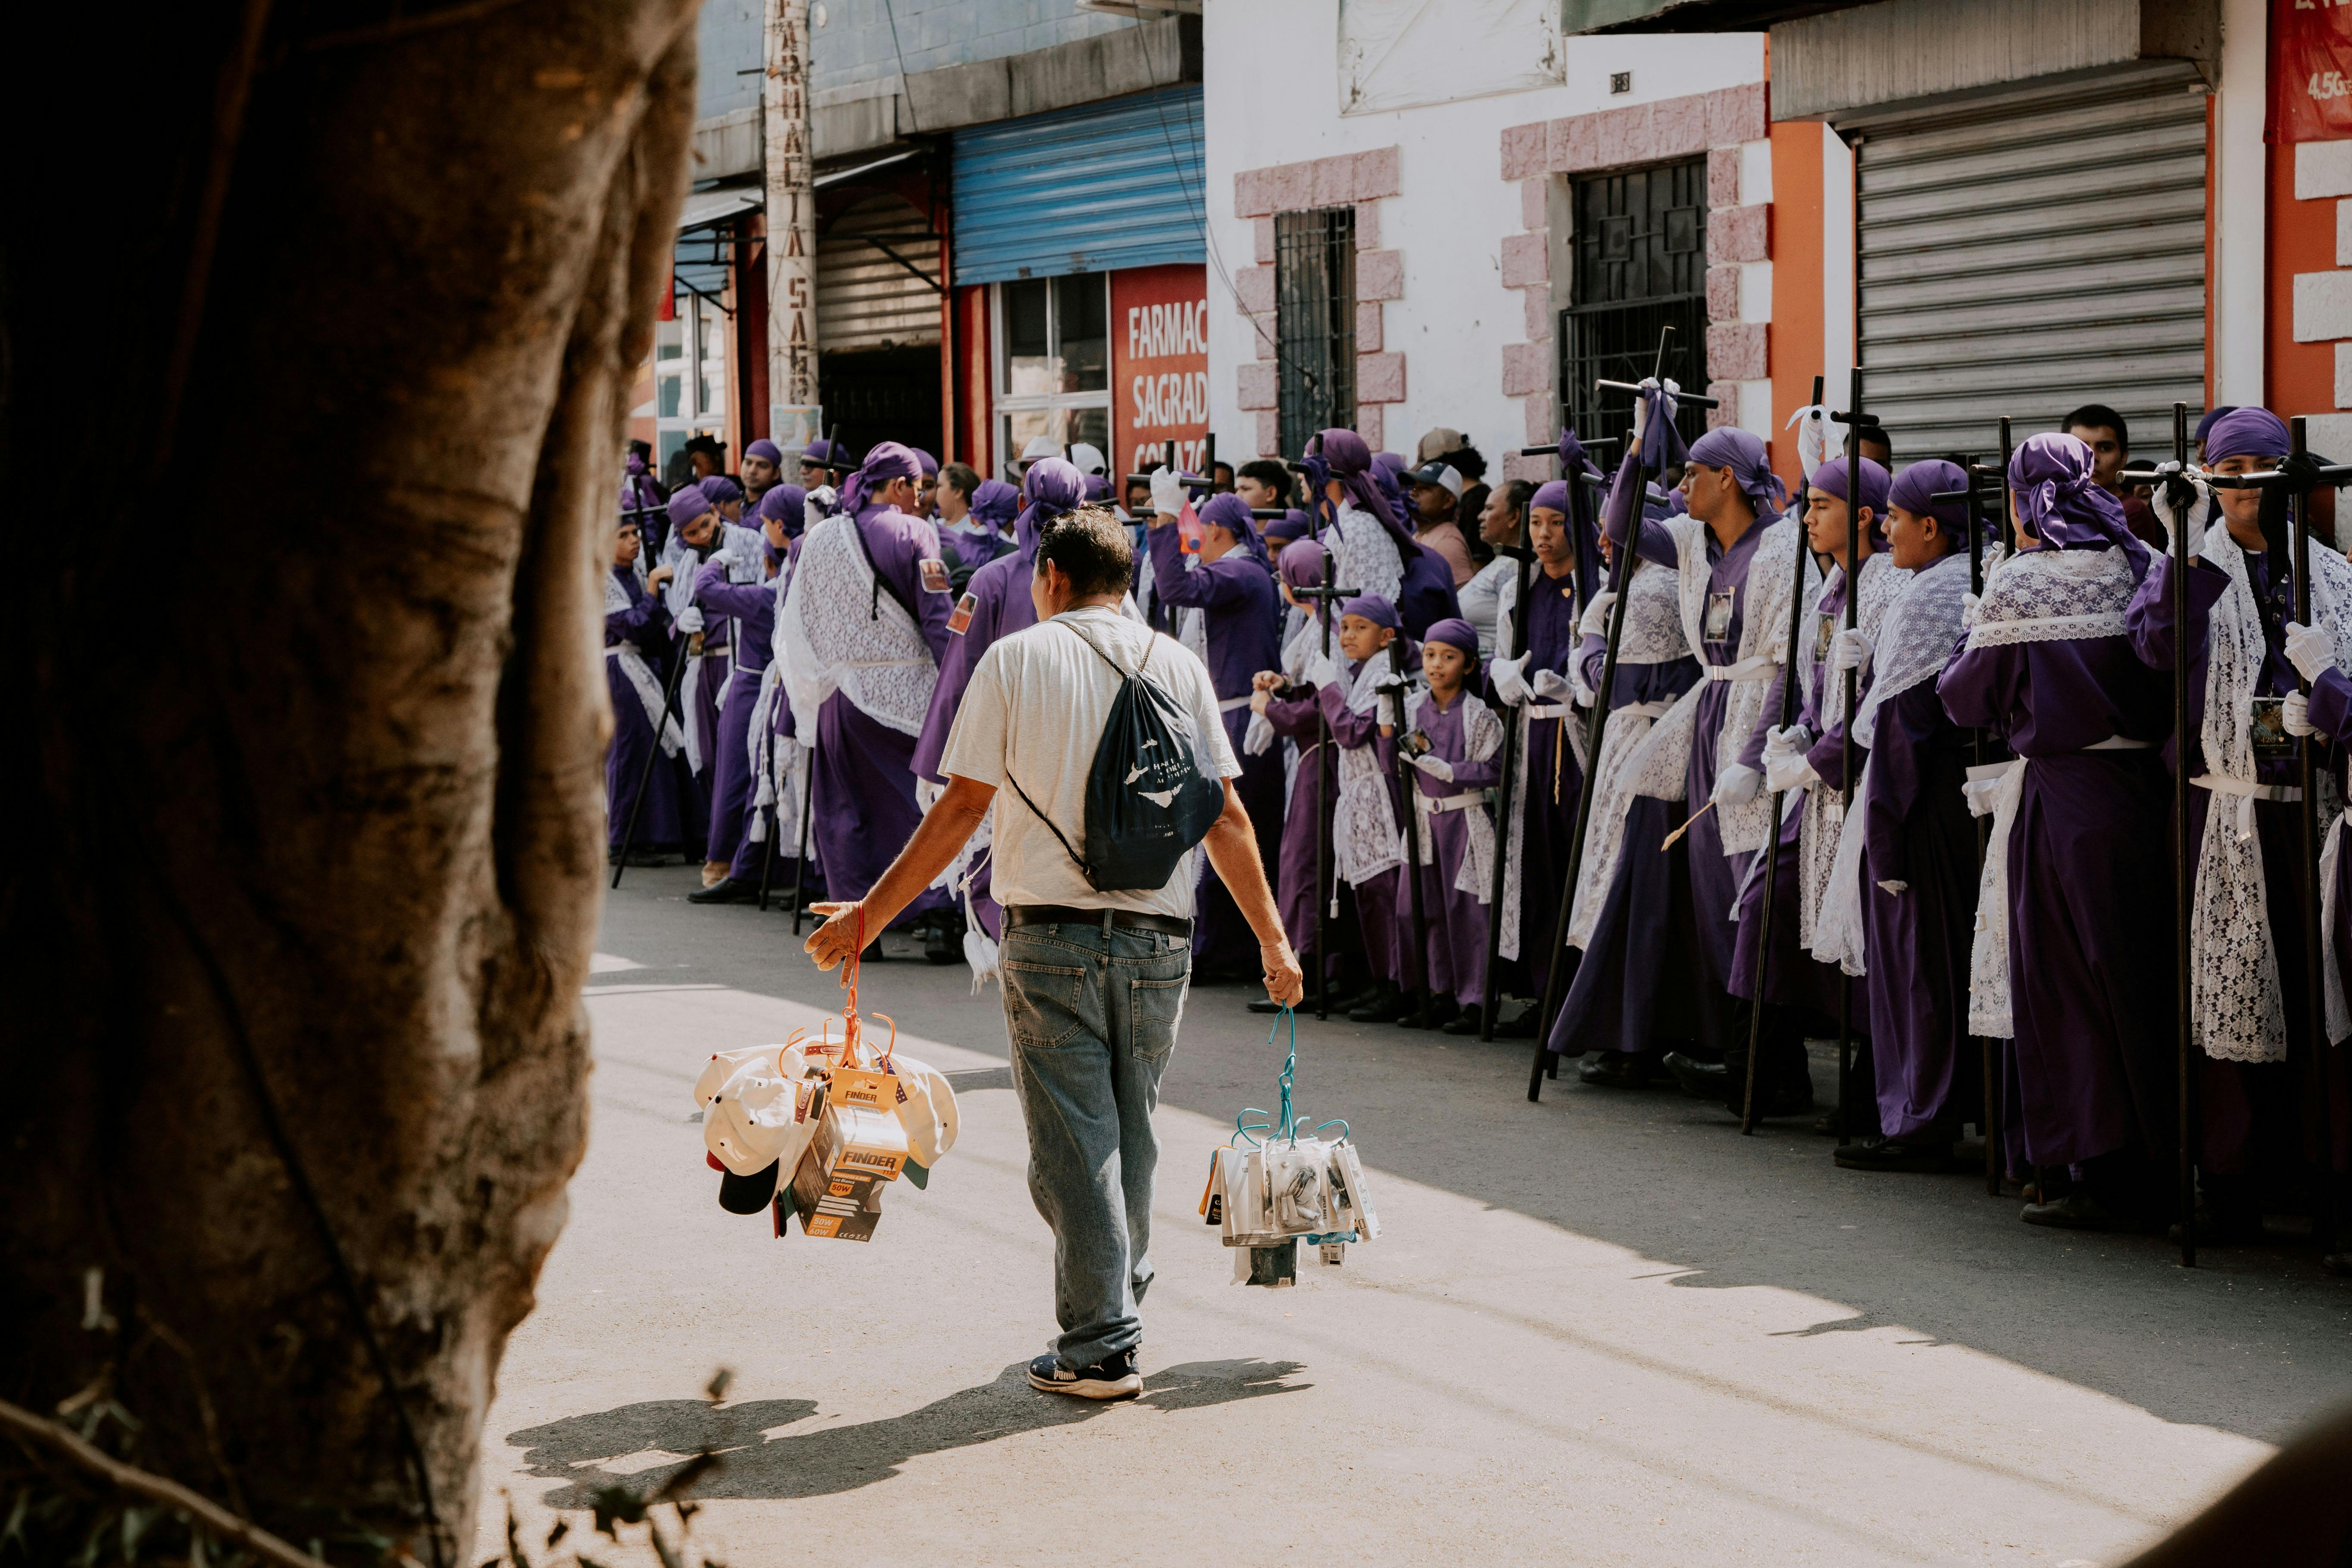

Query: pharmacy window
[655,290,731,487]
[992,273,1109,474]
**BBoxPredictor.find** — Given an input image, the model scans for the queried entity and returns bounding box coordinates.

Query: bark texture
[3,0,699,1558]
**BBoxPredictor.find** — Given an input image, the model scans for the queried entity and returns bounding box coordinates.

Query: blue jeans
[1000,916,1190,1370]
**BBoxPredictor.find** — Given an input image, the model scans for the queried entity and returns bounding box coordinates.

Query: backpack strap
[1001,765,1093,883]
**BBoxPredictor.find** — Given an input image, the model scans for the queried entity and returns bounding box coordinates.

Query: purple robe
[1265,668,1355,972]
[1147,525,1284,969]
[1549,609,1705,1056]
[1939,552,2178,1173]
[693,559,778,876]
[804,504,954,924]
[1379,692,1497,1008]
[605,568,687,850]
[1318,676,1409,986]
[2296,666,2352,1174]
[1490,563,1588,998]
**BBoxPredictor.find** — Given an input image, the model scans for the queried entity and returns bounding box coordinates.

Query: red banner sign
[1111,264,1211,477]
[2271,0,2352,143]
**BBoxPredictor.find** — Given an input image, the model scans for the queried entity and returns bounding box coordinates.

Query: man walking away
[806,506,1304,1399]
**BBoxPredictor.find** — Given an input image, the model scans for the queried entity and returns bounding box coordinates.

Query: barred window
[1275,207,1357,461]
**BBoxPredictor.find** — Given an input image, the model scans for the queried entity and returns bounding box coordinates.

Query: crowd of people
[604,393,2352,1271]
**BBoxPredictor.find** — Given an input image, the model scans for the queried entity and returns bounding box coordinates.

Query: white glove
[1409,753,1456,783]
[1961,592,1981,630]
[1764,750,1820,796]
[678,606,706,635]
[1628,376,1680,442]
[1490,654,1531,706]
[1303,651,1343,690]
[1149,465,1187,519]
[1584,589,1619,626]
[2149,462,2211,552]
[807,484,838,516]
[1785,403,1829,482]
[1876,880,1910,896]
[1762,723,1812,767]
[1711,762,1762,808]
[1829,627,1873,675]
[2284,621,2336,685]
[2285,690,2315,737]
[1531,668,1574,702]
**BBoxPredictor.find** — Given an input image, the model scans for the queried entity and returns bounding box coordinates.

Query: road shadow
[510,1358,1308,1506]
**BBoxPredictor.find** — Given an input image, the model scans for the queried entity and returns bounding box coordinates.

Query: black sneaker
[687,877,757,906]
[1028,1349,1141,1400]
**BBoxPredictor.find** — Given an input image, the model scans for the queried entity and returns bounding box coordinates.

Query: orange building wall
[1769,119,1826,496]
[2270,141,2340,422]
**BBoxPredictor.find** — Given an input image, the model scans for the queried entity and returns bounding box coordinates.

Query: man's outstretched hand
[803,900,865,973]
[1261,938,1306,1008]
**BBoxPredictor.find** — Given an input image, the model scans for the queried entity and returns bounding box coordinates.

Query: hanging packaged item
[1201,1010,1384,1285]
[689,912,962,1234]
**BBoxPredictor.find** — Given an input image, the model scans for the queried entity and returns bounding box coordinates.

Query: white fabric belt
[702,644,730,659]
[2085,735,2153,750]
[1613,699,1675,721]
[1415,788,1495,816]
[1525,703,1577,721]
[1218,694,1253,713]
[1705,656,1775,683]
[2193,775,2303,842]
[840,657,930,670]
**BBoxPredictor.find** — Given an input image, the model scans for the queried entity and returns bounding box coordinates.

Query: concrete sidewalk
[471,868,2352,1566]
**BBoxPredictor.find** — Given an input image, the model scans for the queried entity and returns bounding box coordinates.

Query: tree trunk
[3,0,700,1559]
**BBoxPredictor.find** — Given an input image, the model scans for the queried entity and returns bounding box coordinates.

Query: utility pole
[764,0,821,450]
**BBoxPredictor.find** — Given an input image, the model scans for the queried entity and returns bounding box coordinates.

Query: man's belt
[1004,904,1193,937]
[1415,789,1495,817]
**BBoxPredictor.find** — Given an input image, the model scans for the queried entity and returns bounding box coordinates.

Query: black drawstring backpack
[1003,621,1224,893]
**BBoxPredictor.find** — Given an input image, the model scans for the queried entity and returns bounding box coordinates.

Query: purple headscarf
[1341,593,1401,629]
[1014,458,1087,557]
[1280,538,1329,597]
[1421,617,1481,662]
[969,478,1021,533]
[667,488,715,531]
[1316,428,1416,554]
[2008,432,2145,571]
[1263,508,1312,549]
[1812,456,1893,549]
[1082,474,1112,503]
[755,482,807,538]
[2203,407,2291,463]
[700,475,744,506]
[2195,406,2241,448]
[1531,480,1571,513]
[745,438,784,465]
[839,440,923,518]
[1686,427,1787,512]
[1887,459,1971,531]
[910,447,940,478]
[801,437,848,469]
[1198,491,1268,565]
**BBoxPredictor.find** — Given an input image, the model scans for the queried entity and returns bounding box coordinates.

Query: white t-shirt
[1458,556,1512,657]
[939,605,1242,917]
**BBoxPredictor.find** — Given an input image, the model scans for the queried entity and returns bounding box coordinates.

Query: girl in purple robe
[605,515,689,860]
[2156,407,2352,1248]
[1305,430,1462,639]
[1309,597,1416,1022]
[1377,618,1505,1029]
[1828,461,1985,1170]
[1145,487,1284,977]
[1939,432,2179,1231]
[1597,401,1813,1106]
[778,441,956,942]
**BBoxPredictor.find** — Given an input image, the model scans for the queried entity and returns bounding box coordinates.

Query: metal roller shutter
[816,194,942,353]
[1849,60,2208,459]
[950,86,1205,286]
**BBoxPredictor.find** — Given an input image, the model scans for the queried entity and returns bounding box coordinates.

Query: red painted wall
[2269,141,2339,421]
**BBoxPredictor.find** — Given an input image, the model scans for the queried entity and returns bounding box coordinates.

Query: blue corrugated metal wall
[950,86,1204,286]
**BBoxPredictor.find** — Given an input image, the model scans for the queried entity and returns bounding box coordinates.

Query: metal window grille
[1275,208,1357,461]
[1558,158,1710,456]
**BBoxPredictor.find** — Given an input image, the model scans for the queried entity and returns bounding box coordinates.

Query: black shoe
[688,877,758,905]
[1812,1111,1843,1139]
[1246,996,1290,1015]
[2166,1202,2265,1247]
[1439,1006,1484,1036]
[608,845,672,867]
[1494,1005,1541,1040]
[1348,985,1407,1024]
[1578,1053,1656,1089]
[1662,1051,1727,1101]
[1740,1080,1816,1119]
[1398,996,1459,1030]
[925,917,959,965]
[2021,1190,2143,1233]
[1028,1349,1140,1400]
[1834,1134,1957,1173]
[861,938,885,965]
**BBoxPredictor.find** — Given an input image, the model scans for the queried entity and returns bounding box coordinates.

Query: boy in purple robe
[1594,401,1812,1107]
[1308,597,1417,1022]
[741,437,785,509]
[1248,540,1367,1012]
[777,441,955,942]
[1145,481,1284,976]
[605,515,688,861]
[2144,407,2352,1244]
[685,490,793,905]
[1838,461,1984,1170]
[1376,618,1504,1029]
[1939,432,2179,1231]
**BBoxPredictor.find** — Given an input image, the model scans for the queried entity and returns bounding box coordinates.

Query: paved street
[472,868,2352,1567]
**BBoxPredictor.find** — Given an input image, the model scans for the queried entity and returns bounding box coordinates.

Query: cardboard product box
[815,1099,909,1184]
[788,1153,887,1242]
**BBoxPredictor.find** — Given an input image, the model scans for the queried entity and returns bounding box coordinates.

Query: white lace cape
[1609,515,1816,862]
[1794,553,1911,974]
[746,570,807,848]
[1328,504,1404,610]
[1559,562,1695,952]
[1399,687,1505,905]
[604,573,685,759]
[777,512,940,738]
[1963,546,2142,1038]
[1333,655,1404,886]
[2184,539,2352,1062]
